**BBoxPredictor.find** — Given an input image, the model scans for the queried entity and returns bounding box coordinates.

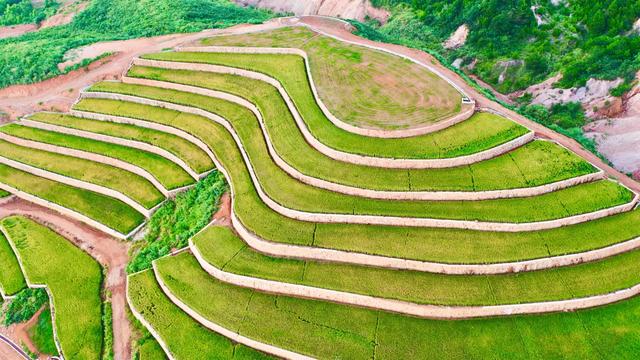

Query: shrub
[3,288,48,326]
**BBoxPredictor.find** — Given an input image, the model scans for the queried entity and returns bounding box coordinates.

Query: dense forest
[0,0,58,26]
[368,0,640,93]
[0,0,275,88]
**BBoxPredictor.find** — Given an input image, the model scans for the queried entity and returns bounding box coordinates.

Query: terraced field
[0,216,104,359]
[2,23,640,360]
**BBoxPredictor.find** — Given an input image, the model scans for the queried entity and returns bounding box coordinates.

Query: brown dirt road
[298,16,640,194]
[0,18,290,121]
[0,333,30,360]
[0,196,131,360]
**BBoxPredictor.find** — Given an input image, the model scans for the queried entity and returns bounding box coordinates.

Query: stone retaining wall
[79,91,639,232]
[0,130,170,197]
[176,45,475,139]
[72,94,640,273]
[0,183,127,239]
[0,153,152,218]
[125,277,176,360]
[121,76,606,200]
[189,239,640,319]
[132,58,526,169]
[151,262,315,360]
[21,117,200,181]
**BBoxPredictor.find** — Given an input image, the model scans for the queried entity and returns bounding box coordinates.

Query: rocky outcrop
[443,24,469,49]
[233,0,389,23]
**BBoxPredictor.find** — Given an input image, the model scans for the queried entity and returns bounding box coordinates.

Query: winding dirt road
[0,196,131,360]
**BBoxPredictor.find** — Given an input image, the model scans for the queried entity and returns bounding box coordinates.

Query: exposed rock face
[443,24,469,49]
[521,75,623,115]
[233,0,390,23]
[634,18,640,33]
[496,60,524,84]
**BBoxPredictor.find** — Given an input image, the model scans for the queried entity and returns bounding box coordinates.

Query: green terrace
[27,112,215,175]
[69,96,640,266]
[0,230,26,297]
[124,66,596,192]
[0,137,164,209]
[128,270,274,360]
[75,92,634,223]
[1,216,104,360]
[0,122,194,191]
[140,51,520,159]
[202,26,463,130]
[137,252,640,359]
[193,226,640,306]
[0,163,144,235]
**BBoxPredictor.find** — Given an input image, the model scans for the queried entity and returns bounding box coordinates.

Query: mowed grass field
[155,252,640,359]
[1,123,194,191]
[142,51,522,159]
[28,112,214,175]
[203,26,462,130]
[126,66,596,192]
[0,137,164,209]
[0,162,144,234]
[1,216,103,360]
[128,270,274,360]
[0,231,25,296]
[76,91,633,223]
[194,226,640,306]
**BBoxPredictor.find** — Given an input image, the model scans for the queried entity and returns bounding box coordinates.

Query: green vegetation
[127,64,596,191]
[0,163,144,234]
[204,26,461,129]
[136,338,167,360]
[142,49,527,160]
[3,288,47,326]
[0,0,58,26]
[75,94,633,223]
[28,112,214,174]
[2,121,194,190]
[127,270,274,360]
[0,230,25,296]
[1,216,103,360]
[102,300,113,360]
[368,0,640,92]
[28,307,58,356]
[127,171,227,273]
[71,96,640,264]
[0,136,164,209]
[156,252,640,359]
[194,225,640,306]
[0,0,275,88]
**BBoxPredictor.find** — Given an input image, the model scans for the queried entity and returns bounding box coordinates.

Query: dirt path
[211,192,232,227]
[0,196,131,360]
[0,18,290,121]
[297,16,640,193]
[0,333,29,360]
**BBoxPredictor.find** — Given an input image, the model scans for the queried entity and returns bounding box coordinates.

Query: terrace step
[119,74,604,200]
[187,225,640,317]
[73,94,638,230]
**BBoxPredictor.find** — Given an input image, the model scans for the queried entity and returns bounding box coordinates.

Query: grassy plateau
[201,26,462,130]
